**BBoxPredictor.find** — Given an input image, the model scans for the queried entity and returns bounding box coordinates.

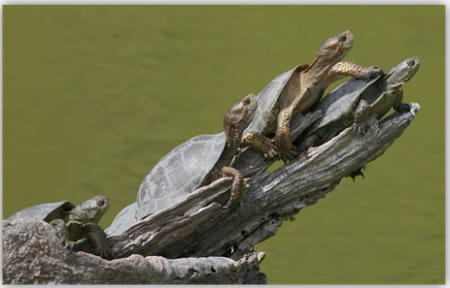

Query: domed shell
[7,201,75,222]
[136,132,226,220]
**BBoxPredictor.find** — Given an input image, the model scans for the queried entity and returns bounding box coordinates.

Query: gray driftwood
[2,103,420,284]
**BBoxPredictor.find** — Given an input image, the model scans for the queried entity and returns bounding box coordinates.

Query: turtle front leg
[241,132,279,159]
[353,99,371,135]
[82,223,112,259]
[323,62,384,86]
[392,89,411,113]
[222,166,245,210]
[50,219,74,250]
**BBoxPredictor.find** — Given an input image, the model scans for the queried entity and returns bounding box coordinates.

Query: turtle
[241,29,383,161]
[7,195,111,258]
[106,93,258,232]
[296,56,420,152]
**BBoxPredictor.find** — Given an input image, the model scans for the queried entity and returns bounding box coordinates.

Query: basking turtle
[297,56,420,151]
[7,195,111,258]
[130,93,257,222]
[241,29,382,161]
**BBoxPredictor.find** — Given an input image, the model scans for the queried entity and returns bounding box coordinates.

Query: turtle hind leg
[349,166,365,181]
[282,145,300,163]
[221,166,245,210]
[353,99,371,135]
[272,108,294,162]
[82,223,112,259]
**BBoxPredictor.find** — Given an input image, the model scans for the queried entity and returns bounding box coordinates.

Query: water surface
[3,5,445,284]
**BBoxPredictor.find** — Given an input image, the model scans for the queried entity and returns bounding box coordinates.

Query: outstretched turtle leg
[353,99,371,135]
[221,166,245,210]
[323,62,384,85]
[82,223,111,259]
[241,132,279,159]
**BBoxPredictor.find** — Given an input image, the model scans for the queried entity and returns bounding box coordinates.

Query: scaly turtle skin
[129,94,257,225]
[241,30,382,161]
[298,56,420,151]
[7,195,111,258]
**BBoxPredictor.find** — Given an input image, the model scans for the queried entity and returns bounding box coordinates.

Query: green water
[3,5,445,284]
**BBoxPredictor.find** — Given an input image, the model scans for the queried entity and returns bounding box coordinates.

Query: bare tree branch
[2,103,420,284]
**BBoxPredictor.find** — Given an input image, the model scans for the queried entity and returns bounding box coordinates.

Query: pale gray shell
[307,75,382,136]
[105,202,137,236]
[7,201,74,223]
[243,66,299,135]
[135,132,226,220]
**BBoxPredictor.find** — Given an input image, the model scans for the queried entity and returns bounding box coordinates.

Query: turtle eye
[339,34,347,42]
[407,60,415,66]
[97,199,105,207]
[242,97,251,105]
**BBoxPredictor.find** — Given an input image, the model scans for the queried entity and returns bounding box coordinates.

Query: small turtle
[297,56,420,151]
[127,93,257,223]
[7,195,111,258]
[241,29,382,161]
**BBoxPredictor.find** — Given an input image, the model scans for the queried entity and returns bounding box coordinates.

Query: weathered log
[2,103,420,284]
[2,219,266,284]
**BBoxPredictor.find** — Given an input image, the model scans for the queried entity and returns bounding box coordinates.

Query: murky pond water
[3,5,445,284]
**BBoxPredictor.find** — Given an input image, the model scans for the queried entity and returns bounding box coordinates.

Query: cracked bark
[2,103,420,284]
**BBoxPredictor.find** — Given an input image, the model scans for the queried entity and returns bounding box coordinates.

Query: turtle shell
[7,201,74,223]
[361,77,396,119]
[136,132,227,220]
[303,75,382,142]
[244,64,309,136]
[105,202,137,236]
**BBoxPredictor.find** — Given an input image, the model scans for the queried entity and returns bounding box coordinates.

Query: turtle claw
[263,144,280,160]
[280,146,300,164]
[222,200,236,211]
[353,123,369,136]
[264,149,279,160]
[349,167,365,181]
[97,246,113,260]
[365,66,384,80]
[65,241,76,252]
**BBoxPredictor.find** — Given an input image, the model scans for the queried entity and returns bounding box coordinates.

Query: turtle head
[224,93,258,142]
[312,30,353,66]
[308,30,354,79]
[386,56,420,86]
[69,195,110,224]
